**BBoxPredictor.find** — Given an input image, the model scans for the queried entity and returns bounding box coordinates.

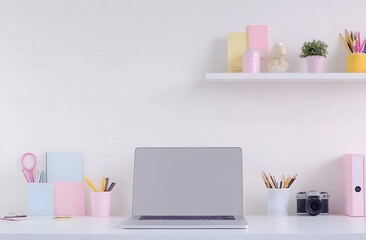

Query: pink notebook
[54,182,85,216]
[247,25,268,56]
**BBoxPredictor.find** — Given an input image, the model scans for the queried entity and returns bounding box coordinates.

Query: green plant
[299,40,328,58]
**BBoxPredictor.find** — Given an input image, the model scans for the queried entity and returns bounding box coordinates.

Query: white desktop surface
[1,215,366,240]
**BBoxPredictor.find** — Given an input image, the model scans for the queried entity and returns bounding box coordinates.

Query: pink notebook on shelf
[247,25,268,56]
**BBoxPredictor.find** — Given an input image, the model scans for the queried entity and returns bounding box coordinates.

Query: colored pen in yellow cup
[83,177,97,192]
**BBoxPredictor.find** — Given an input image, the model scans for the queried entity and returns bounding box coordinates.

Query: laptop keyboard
[139,216,235,220]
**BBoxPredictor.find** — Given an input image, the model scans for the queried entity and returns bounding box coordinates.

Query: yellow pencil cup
[346,53,366,73]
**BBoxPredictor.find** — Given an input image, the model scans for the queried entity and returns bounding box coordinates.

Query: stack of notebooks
[27,152,85,216]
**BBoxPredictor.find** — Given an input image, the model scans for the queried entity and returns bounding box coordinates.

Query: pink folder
[343,154,365,216]
[247,25,268,56]
[54,182,85,216]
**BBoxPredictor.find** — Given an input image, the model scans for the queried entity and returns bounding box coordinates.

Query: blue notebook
[46,152,83,182]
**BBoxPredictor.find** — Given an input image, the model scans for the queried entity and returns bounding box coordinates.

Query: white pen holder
[267,189,289,216]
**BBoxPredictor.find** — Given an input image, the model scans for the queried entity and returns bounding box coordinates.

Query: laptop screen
[132,147,244,216]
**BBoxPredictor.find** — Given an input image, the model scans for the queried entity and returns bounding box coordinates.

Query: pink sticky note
[247,25,268,55]
[54,182,85,216]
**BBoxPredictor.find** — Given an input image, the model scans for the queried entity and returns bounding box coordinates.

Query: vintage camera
[296,191,329,216]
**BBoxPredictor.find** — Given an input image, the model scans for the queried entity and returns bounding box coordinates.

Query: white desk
[1,215,366,240]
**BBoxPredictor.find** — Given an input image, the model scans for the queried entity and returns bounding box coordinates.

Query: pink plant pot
[306,56,325,73]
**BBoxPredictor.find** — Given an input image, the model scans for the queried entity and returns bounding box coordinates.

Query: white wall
[1,0,366,216]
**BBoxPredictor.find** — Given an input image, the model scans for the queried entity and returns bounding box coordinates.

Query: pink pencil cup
[90,191,111,217]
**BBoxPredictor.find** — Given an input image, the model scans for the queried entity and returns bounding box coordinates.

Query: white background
[1,0,366,216]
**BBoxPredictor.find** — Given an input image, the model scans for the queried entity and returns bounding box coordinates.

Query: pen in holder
[340,30,366,72]
[84,176,116,217]
[261,172,297,216]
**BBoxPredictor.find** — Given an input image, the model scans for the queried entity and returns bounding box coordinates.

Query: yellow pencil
[284,176,290,188]
[339,33,352,53]
[346,33,354,52]
[100,177,106,192]
[346,30,353,46]
[261,174,270,188]
[84,176,97,192]
[262,172,274,188]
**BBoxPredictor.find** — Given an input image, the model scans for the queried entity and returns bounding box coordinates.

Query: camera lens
[305,198,323,216]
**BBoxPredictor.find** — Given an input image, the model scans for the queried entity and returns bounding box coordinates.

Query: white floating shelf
[205,73,366,83]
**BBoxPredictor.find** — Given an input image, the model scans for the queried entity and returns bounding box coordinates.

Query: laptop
[122,147,249,229]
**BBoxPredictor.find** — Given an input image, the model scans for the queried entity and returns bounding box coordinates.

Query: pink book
[247,25,268,56]
[54,182,85,216]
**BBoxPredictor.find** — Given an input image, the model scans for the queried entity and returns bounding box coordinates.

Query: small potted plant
[299,40,328,73]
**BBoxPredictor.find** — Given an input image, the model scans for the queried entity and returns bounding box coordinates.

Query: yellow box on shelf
[227,32,247,73]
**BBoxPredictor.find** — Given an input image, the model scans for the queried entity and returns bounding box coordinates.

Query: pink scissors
[21,153,37,183]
